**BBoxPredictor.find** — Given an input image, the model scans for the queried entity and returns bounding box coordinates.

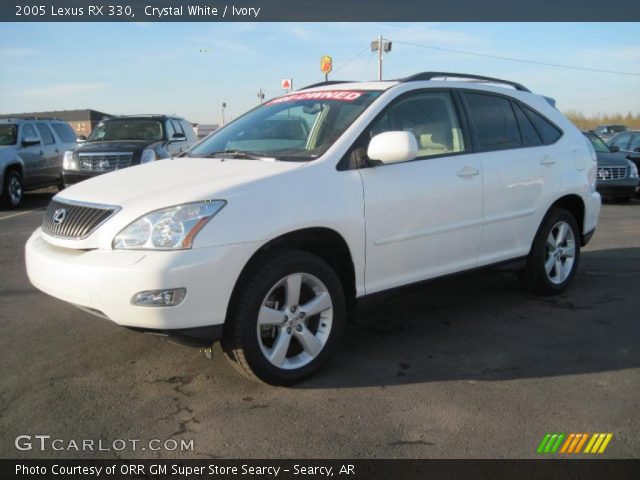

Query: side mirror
[367,131,418,164]
[609,145,620,153]
[167,132,186,144]
[22,136,41,147]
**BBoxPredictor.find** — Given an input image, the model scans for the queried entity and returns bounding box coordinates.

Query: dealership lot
[0,192,638,459]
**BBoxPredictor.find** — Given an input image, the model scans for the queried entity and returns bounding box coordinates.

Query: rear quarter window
[464,92,521,151]
[522,106,562,144]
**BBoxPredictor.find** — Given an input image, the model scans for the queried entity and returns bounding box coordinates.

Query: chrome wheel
[256,272,333,370]
[8,174,22,206]
[544,220,576,285]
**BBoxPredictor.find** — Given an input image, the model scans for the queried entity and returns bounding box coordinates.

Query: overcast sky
[0,22,638,124]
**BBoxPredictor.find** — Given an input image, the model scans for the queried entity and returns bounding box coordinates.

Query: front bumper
[25,228,259,331]
[596,177,639,198]
[62,170,106,186]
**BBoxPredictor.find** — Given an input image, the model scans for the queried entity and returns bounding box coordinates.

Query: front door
[358,90,483,294]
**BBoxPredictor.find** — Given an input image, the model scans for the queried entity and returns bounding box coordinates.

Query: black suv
[62,115,197,186]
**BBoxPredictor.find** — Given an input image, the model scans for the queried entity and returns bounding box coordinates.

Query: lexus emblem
[52,208,66,225]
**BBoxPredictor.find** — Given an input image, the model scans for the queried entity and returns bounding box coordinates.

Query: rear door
[34,122,60,184]
[462,91,563,265]
[359,90,483,293]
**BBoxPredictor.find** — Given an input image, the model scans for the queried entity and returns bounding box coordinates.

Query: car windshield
[88,119,164,142]
[608,125,627,133]
[0,124,17,145]
[188,90,382,161]
[585,133,611,153]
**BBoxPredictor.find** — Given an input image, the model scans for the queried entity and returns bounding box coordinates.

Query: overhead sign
[281,78,292,90]
[320,55,332,75]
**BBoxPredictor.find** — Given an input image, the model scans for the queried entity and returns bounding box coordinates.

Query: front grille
[79,152,133,172]
[42,199,119,239]
[597,166,627,180]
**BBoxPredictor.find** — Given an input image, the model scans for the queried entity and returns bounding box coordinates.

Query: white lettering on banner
[267,91,364,105]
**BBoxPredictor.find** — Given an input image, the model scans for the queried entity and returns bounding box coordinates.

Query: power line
[333,45,370,74]
[393,40,640,77]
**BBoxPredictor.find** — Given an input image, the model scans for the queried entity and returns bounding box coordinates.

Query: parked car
[594,124,628,142]
[26,72,601,385]
[0,118,77,208]
[607,129,640,173]
[62,115,197,187]
[583,132,639,202]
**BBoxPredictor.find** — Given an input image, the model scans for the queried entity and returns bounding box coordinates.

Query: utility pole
[371,35,392,81]
[221,102,226,126]
[257,88,265,104]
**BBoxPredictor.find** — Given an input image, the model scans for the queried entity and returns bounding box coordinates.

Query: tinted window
[165,120,176,139]
[464,93,520,151]
[629,134,640,152]
[369,91,465,159]
[180,121,196,142]
[610,132,631,150]
[88,119,164,142]
[0,124,18,145]
[51,123,77,143]
[21,124,38,142]
[513,103,542,147]
[523,107,561,144]
[35,122,55,145]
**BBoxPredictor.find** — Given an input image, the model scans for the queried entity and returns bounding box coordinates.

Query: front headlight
[628,160,639,179]
[112,200,226,250]
[62,150,79,170]
[140,149,156,164]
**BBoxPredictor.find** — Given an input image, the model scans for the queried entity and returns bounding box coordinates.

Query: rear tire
[518,208,580,295]
[1,169,24,209]
[222,250,345,385]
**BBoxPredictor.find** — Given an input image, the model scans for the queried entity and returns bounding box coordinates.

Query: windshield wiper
[204,150,276,160]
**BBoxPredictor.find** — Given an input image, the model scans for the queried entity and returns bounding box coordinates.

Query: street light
[371,35,392,81]
[221,102,227,126]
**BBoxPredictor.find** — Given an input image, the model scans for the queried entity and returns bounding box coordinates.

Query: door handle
[457,167,480,178]
[541,156,556,166]
[39,150,44,155]
[55,149,59,153]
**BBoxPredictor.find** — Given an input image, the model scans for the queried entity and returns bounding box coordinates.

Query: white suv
[25,73,601,385]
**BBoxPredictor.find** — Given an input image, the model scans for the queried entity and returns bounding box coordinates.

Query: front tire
[1,169,24,209]
[519,208,580,295]
[223,250,346,385]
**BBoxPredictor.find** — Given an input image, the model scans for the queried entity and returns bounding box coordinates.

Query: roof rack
[401,72,530,92]
[298,80,355,91]
[0,116,63,121]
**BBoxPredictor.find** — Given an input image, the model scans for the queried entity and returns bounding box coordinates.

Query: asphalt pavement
[0,191,638,459]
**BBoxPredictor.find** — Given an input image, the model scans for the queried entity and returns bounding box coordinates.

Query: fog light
[131,288,186,307]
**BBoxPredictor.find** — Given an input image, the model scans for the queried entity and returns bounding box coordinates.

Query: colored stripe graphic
[538,433,613,454]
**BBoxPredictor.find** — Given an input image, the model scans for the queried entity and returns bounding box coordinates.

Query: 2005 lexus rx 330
[26,72,601,385]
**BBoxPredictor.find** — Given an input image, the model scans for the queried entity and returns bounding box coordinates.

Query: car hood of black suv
[75,140,162,159]
[595,150,632,167]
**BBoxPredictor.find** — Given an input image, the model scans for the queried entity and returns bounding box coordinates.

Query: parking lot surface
[0,192,638,459]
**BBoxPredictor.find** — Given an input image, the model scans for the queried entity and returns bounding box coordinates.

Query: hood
[57,156,304,208]
[596,151,631,167]
[75,140,153,154]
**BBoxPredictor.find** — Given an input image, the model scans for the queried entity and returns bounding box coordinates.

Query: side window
[464,92,521,151]
[21,124,38,143]
[368,91,465,159]
[165,120,176,139]
[610,133,631,150]
[629,134,640,152]
[51,123,77,143]
[512,102,543,147]
[522,107,562,144]
[171,120,185,137]
[180,120,196,142]
[35,122,55,145]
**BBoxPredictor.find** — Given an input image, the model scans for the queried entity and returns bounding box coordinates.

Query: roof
[0,109,110,122]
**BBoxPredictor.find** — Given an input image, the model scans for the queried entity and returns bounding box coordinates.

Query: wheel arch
[225,227,357,326]
[1,161,24,196]
[548,194,585,240]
